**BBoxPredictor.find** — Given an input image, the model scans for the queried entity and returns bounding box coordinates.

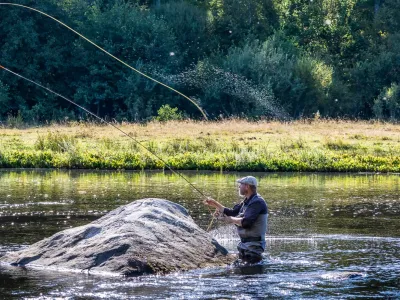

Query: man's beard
[238,189,245,197]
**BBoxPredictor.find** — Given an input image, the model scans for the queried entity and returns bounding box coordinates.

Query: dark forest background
[1,0,400,122]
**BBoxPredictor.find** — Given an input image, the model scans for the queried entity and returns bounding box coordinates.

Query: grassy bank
[0,120,399,172]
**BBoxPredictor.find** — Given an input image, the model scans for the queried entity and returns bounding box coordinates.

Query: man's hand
[213,208,222,218]
[203,197,224,213]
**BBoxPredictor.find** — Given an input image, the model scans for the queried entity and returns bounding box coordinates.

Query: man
[204,176,268,264]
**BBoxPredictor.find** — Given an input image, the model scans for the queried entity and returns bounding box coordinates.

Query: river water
[0,170,399,299]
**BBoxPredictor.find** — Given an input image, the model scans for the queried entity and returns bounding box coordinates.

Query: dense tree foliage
[0,0,399,123]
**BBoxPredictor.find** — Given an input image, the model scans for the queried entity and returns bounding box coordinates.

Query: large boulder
[0,198,233,275]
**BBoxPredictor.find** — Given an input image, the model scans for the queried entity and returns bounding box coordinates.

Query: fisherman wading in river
[204,176,268,264]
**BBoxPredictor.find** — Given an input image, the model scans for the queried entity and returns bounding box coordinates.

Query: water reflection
[0,170,399,298]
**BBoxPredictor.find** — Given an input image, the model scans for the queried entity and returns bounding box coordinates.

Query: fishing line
[0,2,208,120]
[0,64,217,231]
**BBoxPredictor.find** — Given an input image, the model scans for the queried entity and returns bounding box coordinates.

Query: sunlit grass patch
[280,137,307,152]
[351,134,368,140]
[324,138,359,151]
[0,119,399,172]
[34,131,77,153]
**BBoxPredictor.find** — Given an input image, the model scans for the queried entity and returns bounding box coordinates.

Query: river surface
[0,170,399,299]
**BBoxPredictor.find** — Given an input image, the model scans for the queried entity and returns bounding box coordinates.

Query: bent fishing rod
[0,3,218,229]
[0,64,217,231]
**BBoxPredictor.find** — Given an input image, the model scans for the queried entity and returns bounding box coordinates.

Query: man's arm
[203,198,241,216]
[223,204,242,216]
[223,199,267,227]
[203,198,225,213]
[223,216,243,226]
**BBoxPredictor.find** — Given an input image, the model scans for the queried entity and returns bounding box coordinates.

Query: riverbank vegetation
[0,120,399,172]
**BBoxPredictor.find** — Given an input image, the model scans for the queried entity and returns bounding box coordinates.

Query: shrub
[212,33,333,118]
[6,111,24,129]
[373,83,400,121]
[155,105,183,122]
[34,131,77,152]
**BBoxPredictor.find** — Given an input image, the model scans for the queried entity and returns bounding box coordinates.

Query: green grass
[0,119,399,172]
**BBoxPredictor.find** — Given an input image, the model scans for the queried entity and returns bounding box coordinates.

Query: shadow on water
[0,169,399,298]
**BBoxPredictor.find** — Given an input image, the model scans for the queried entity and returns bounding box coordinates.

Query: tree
[373,83,400,120]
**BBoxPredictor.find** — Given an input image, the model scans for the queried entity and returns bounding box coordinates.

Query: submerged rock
[0,198,233,275]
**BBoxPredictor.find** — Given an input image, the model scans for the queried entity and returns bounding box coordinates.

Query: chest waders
[236,194,268,263]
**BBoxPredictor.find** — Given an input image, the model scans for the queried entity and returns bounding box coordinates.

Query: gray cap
[236,176,258,187]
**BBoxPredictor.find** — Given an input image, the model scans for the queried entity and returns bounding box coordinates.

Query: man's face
[238,183,249,196]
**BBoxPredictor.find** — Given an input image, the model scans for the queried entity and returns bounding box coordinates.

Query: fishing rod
[0,64,217,231]
[0,2,208,120]
[0,2,217,229]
